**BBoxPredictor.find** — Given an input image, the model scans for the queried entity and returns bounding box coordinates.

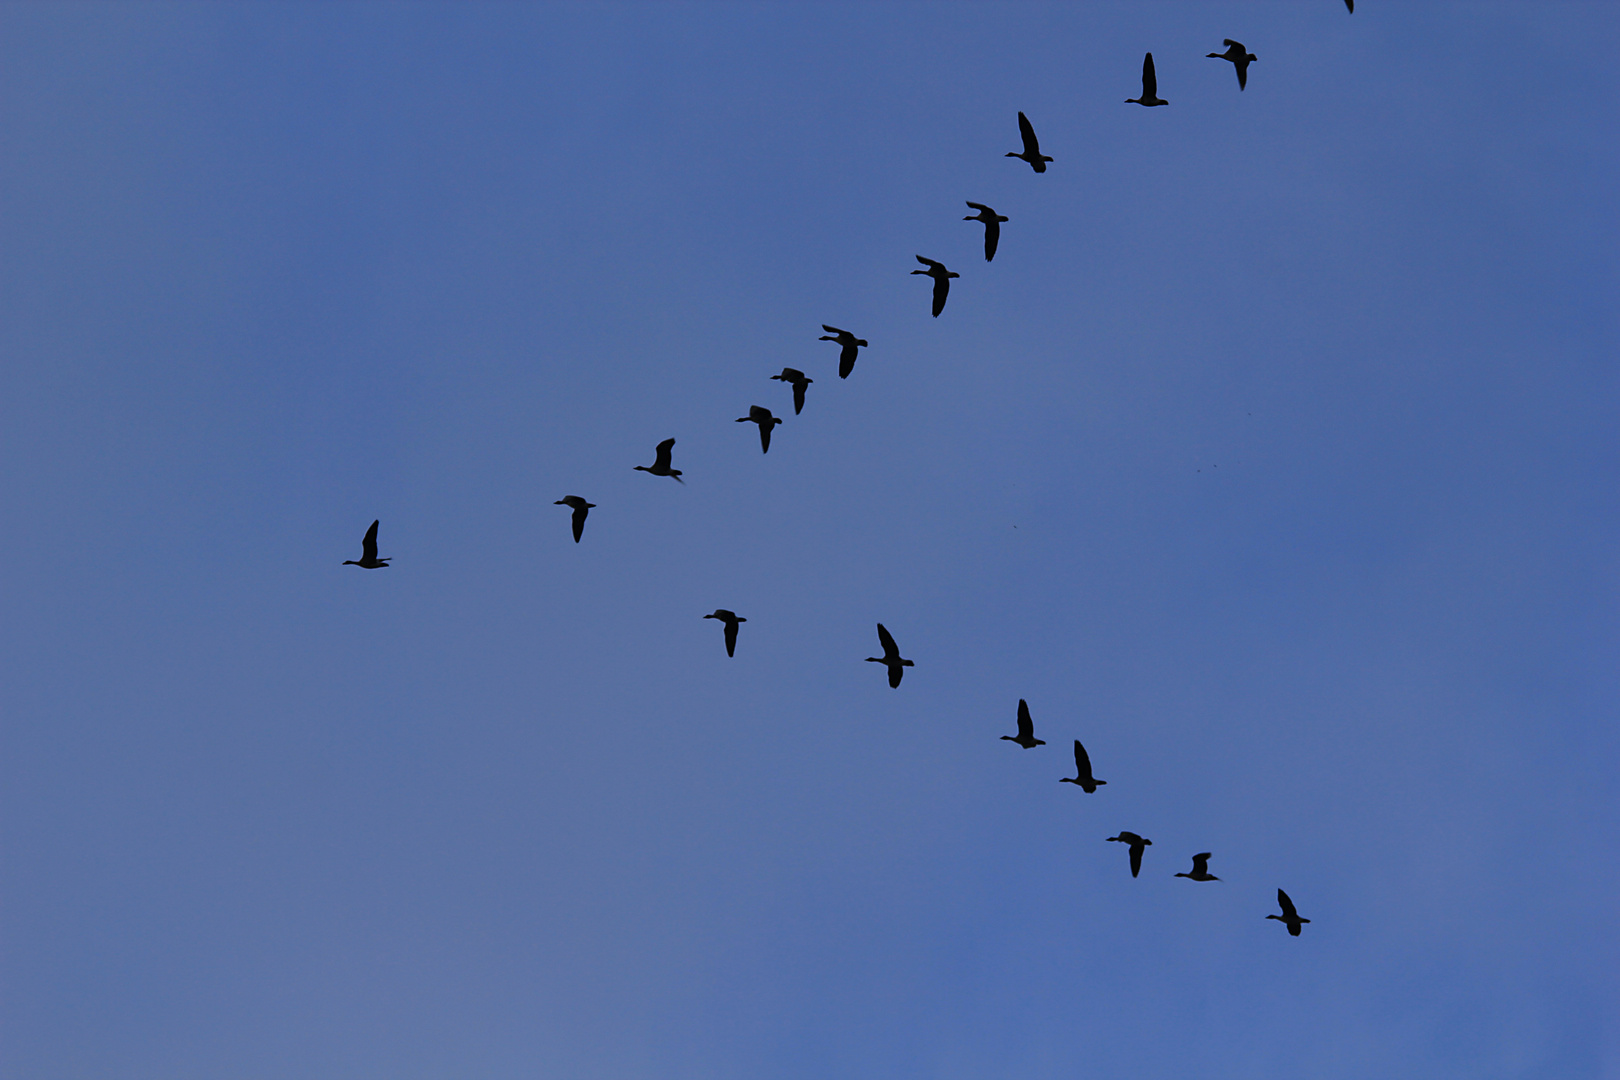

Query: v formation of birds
[341,16,1364,935]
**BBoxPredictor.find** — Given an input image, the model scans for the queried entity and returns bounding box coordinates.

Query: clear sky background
[1,3,1615,1078]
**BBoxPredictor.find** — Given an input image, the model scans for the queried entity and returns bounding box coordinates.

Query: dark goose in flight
[553,495,596,543]
[1006,111,1053,173]
[1106,832,1153,878]
[703,609,746,657]
[1175,852,1220,881]
[736,405,783,453]
[1267,889,1311,936]
[1126,52,1168,106]
[1207,39,1257,90]
[633,438,683,482]
[770,367,813,414]
[820,325,868,379]
[1000,698,1046,748]
[912,256,959,317]
[342,519,391,569]
[964,202,1009,262]
[1059,740,1106,792]
[865,623,914,688]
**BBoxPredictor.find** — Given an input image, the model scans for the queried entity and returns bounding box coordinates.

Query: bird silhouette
[964,202,1009,262]
[865,623,914,688]
[633,438,683,482]
[1107,832,1153,878]
[1174,853,1220,881]
[1267,889,1311,936]
[342,519,390,568]
[770,367,813,414]
[1006,111,1053,173]
[820,326,868,379]
[703,609,746,657]
[1207,39,1256,90]
[911,256,959,317]
[736,405,783,453]
[553,495,596,543]
[1059,740,1106,792]
[1126,52,1168,106]
[1344,0,1353,11]
[1000,699,1047,748]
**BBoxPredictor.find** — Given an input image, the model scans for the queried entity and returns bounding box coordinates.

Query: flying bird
[963,202,1009,262]
[703,609,746,657]
[1126,52,1168,106]
[911,256,959,317]
[1106,832,1153,878]
[770,367,813,414]
[1005,111,1053,173]
[820,325,868,379]
[1000,699,1046,748]
[865,623,914,688]
[1059,740,1106,792]
[1267,889,1311,936]
[553,495,596,543]
[1207,39,1257,90]
[342,519,390,569]
[736,405,783,453]
[1175,853,1220,881]
[633,438,683,482]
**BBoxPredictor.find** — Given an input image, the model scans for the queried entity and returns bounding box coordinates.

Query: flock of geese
[341,10,1371,938]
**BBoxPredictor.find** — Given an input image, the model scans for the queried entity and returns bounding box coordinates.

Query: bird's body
[1000,698,1047,748]
[820,326,868,379]
[964,202,1009,262]
[1107,832,1153,878]
[1175,852,1220,881]
[770,367,813,414]
[1006,111,1053,172]
[703,609,746,657]
[1060,740,1106,792]
[553,495,596,543]
[1127,52,1168,106]
[736,405,783,453]
[1267,889,1311,936]
[1207,39,1257,90]
[911,256,959,317]
[342,519,391,568]
[633,438,684,482]
[864,623,914,688]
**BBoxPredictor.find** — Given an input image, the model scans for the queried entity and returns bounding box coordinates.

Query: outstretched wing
[1016,699,1034,740]
[1017,110,1039,154]
[931,276,949,317]
[965,200,991,213]
[653,438,675,470]
[984,219,1000,261]
[876,623,899,660]
[571,506,587,542]
[724,620,738,657]
[1224,38,1240,48]
[821,324,843,336]
[1235,58,1248,90]
[792,381,806,414]
[1277,889,1298,919]
[1130,844,1143,877]
[1192,852,1211,875]
[915,255,942,270]
[1142,52,1158,99]
[362,519,380,562]
[1073,739,1093,779]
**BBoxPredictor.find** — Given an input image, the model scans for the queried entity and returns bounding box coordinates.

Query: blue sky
[0,3,1614,1078]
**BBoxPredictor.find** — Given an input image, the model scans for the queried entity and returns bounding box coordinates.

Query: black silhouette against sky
[341,519,390,568]
[1127,52,1168,107]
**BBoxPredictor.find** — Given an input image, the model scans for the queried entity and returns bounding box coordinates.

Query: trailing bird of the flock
[334,23,1365,945]
[1207,39,1257,90]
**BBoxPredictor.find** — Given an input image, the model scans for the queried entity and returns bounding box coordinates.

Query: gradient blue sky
[1,4,1615,1078]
